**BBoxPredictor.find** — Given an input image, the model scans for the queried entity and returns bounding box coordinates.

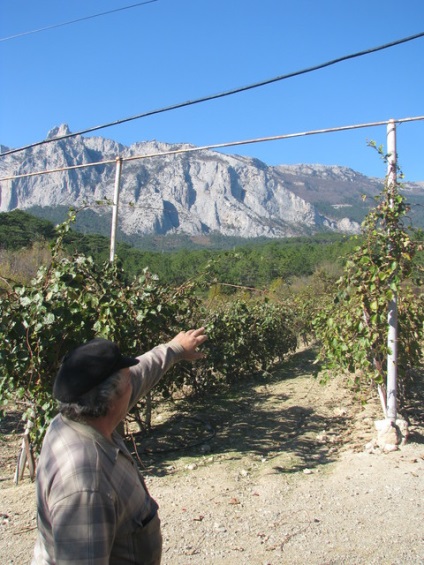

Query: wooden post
[14,430,36,484]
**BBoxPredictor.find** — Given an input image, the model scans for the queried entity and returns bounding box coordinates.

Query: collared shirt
[32,341,184,565]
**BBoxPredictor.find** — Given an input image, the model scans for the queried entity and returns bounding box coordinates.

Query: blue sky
[1,0,423,181]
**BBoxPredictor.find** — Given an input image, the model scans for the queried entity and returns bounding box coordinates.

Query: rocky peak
[46,124,72,140]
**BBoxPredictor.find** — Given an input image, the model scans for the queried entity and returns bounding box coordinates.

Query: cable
[1,115,423,183]
[1,30,423,158]
[0,1,159,42]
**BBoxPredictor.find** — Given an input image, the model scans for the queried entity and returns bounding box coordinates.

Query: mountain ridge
[1,124,423,238]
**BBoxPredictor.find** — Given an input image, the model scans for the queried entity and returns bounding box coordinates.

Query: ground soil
[1,347,423,564]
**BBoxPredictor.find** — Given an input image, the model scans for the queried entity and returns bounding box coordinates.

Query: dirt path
[1,348,423,564]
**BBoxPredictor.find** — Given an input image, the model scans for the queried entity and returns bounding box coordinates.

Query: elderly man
[32,327,207,565]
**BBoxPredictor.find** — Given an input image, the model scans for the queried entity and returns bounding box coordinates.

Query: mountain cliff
[1,125,423,238]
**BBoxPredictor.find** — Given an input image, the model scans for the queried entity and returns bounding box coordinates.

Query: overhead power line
[1,30,423,159]
[0,0,159,42]
[1,115,423,182]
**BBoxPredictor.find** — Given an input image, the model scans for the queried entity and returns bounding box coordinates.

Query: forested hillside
[0,210,358,288]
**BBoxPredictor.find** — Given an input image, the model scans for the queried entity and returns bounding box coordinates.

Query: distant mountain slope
[1,124,423,238]
[274,163,424,227]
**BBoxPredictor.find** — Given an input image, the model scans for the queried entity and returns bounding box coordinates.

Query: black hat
[53,338,139,402]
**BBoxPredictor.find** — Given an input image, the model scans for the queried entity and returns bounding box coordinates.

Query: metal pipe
[386,119,398,422]
[110,157,123,262]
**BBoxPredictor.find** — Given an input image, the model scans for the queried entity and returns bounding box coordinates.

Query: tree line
[0,209,359,289]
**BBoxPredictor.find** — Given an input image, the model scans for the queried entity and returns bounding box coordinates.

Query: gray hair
[58,370,123,421]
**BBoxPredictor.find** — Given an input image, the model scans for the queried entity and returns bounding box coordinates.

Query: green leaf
[43,313,55,325]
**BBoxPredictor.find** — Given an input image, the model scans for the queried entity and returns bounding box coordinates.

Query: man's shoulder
[43,415,100,454]
[38,416,117,499]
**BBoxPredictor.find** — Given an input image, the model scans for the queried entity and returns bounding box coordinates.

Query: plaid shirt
[32,341,184,565]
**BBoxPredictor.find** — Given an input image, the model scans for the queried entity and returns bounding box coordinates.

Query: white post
[110,157,123,262]
[386,119,398,422]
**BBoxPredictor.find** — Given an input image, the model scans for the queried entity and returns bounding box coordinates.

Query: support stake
[386,119,398,423]
[110,157,123,262]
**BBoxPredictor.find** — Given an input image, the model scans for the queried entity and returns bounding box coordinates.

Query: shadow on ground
[127,347,351,476]
[0,410,22,436]
[401,367,424,445]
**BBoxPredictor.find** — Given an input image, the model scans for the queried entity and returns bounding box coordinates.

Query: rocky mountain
[1,124,423,239]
